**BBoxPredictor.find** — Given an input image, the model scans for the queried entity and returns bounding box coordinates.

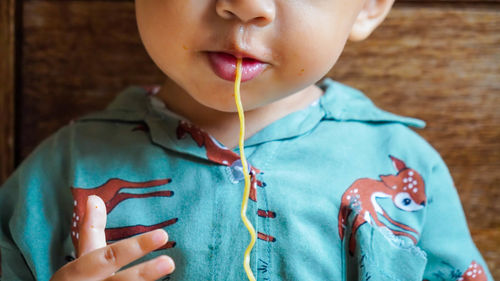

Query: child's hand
[50,195,175,281]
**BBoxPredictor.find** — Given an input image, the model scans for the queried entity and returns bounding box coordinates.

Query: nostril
[216,2,237,20]
[253,16,271,26]
[222,10,236,19]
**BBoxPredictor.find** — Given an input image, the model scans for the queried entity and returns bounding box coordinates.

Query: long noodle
[234,58,257,281]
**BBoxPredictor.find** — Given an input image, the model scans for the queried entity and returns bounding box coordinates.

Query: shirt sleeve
[418,155,493,281]
[0,128,73,281]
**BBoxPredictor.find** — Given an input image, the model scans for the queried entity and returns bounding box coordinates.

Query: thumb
[78,195,107,257]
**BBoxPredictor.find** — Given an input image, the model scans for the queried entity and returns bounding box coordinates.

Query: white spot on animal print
[403,178,408,183]
[409,171,414,176]
[72,231,75,236]
[392,185,397,190]
[409,183,413,188]
[364,211,371,224]
[413,188,418,193]
[76,233,79,239]
[354,189,358,193]
[74,200,77,206]
[73,213,75,218]
[413,180,417,185]
[347,195,351,200]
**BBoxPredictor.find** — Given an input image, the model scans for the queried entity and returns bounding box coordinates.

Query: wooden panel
[0,0,16,184]
[471,228,500,277]
[21,1,164,162]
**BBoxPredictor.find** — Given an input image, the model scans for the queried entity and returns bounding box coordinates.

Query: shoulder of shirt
[25,86,153,160]
[13,86,153,178]
[318,78,426,129]
[76,85,151,123]
[316,79,450,174]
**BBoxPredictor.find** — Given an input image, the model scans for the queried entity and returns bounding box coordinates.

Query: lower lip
[207,52,267,82]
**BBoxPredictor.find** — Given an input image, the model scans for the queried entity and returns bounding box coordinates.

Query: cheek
[277,27,347,86]
[276,9,353,82]
[137,5,173,63]
[135,1,194,75]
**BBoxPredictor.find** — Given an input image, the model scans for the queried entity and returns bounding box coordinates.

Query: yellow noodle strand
[234,58,257,281]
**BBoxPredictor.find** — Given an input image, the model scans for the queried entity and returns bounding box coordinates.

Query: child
[0,0,493,280]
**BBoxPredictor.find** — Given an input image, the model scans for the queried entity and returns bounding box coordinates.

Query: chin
[200,96,268,113]
[196,96,240,113]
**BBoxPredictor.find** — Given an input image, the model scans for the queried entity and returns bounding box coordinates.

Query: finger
[105,255,175,281]
[55,229,169,281]
[78,195,107,257]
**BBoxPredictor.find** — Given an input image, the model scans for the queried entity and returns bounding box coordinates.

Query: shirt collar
[77,79,425,162]
[319,78,425,128]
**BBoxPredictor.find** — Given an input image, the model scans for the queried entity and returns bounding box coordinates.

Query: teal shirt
[0,79,492,281]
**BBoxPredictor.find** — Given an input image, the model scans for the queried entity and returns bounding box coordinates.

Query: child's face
[135,0,367,112]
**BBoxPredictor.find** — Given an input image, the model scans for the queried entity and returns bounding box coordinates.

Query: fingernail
[87,195,105,212]
[152,229,167,245]
[156,256,174,274]
[87,195,99,208]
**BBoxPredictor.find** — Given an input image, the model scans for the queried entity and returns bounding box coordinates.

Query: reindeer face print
[338,155,427,254]
[386,167,426,212]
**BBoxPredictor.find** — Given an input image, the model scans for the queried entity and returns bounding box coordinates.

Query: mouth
[206,52,267,82]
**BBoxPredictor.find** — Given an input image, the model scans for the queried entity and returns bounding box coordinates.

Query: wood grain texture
[20,1,164,162]
[18,1,500,278]
[471,228,500,277]
[0,0,16,184]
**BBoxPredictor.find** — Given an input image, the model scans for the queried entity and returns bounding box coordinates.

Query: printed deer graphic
[71,178,177,253]
[338,156,427,254]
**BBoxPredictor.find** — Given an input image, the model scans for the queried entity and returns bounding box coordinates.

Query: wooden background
[0,0,499,278]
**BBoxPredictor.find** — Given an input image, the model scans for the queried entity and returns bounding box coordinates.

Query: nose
[215,0,275,26]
